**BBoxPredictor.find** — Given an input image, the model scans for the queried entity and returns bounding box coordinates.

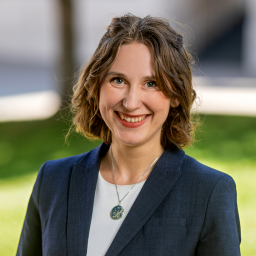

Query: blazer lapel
[67,143,108,255]
[105,147,185,256]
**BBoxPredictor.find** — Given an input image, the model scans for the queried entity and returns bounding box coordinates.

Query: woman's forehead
[107,42,155,79]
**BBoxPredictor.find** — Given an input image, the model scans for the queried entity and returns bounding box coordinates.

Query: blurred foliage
[186,114,256,163]
[0,115,101,180]
[0,114,256,255]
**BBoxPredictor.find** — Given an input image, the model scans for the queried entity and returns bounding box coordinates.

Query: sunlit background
[0,0,255,255]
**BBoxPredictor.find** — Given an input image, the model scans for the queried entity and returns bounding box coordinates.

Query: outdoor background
[0,0,256,255]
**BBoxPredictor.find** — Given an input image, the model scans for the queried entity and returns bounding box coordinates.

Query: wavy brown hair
[70,14,197,149]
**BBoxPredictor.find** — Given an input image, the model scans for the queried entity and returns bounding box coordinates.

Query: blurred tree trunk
[59,0,74,108]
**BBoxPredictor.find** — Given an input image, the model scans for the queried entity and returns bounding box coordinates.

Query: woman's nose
[123,86,142,111]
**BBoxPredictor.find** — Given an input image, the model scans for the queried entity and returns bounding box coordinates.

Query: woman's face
[99,42,175,148]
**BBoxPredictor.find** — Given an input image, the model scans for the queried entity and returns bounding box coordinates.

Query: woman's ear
[171,98,180,108]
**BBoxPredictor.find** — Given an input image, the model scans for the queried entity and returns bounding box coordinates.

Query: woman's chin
[113,134,147,147]
[117,138,144,147]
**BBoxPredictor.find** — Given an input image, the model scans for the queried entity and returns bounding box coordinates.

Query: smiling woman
[99,42,172,148]
[17,14,241,256]
[71,15,196,150]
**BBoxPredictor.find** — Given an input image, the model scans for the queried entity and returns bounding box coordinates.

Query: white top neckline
[99,170,146,187]
[87,171,146,256]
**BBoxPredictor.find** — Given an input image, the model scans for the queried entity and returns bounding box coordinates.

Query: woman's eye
[112,78,124,85]
[145,81,156,88]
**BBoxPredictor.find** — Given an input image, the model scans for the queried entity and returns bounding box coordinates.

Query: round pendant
[110,205,124,220]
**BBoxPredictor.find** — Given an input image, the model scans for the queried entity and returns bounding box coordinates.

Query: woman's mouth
[115,112,150,128]
[117,112,148,123]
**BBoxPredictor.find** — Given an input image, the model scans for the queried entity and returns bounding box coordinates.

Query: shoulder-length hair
[70,14,197,149]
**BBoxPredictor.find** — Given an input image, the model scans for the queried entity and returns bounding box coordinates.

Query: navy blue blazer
[17,143,241,255]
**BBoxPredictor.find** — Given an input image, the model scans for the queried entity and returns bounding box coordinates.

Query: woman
[17,14,241,255]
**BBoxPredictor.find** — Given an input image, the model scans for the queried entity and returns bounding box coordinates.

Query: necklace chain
[110,146,164,205]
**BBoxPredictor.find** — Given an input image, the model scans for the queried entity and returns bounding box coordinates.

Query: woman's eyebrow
[105,72,127,78]
[105,71,156,80]
[143,75,156,80]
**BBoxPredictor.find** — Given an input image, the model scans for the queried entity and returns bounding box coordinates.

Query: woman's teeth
[119,113,147,123]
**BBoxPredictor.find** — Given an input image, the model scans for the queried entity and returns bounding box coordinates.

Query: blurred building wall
[73,0,246,64]
[0,0,60,66]
[243,0,256,75]
[0,0,250,69]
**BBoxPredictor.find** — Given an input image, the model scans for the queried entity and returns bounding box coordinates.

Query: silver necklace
[110,146,164,220]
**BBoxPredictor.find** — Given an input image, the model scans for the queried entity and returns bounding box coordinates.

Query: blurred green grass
[0,114,255,255]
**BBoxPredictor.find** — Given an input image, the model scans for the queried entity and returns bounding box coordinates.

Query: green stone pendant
[110,205,124,220]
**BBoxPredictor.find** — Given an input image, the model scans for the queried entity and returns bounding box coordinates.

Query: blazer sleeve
[16,163,45,256]
[195,174,241,256]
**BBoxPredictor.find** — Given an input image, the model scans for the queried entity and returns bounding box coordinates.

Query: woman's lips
[115,112,150,128]
[118,112,148,122]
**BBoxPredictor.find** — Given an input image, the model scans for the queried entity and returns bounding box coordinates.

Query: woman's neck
[100,139,164,185]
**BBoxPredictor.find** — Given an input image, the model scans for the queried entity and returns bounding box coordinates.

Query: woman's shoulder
[32,146,102,199]
[38,145,102,182]
[41,152,86,177]
[181,153,236,189]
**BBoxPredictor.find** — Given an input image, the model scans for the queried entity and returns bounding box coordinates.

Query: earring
[172,99,179,108]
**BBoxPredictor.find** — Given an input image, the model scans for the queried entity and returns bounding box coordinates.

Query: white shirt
[87,171,146,256]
